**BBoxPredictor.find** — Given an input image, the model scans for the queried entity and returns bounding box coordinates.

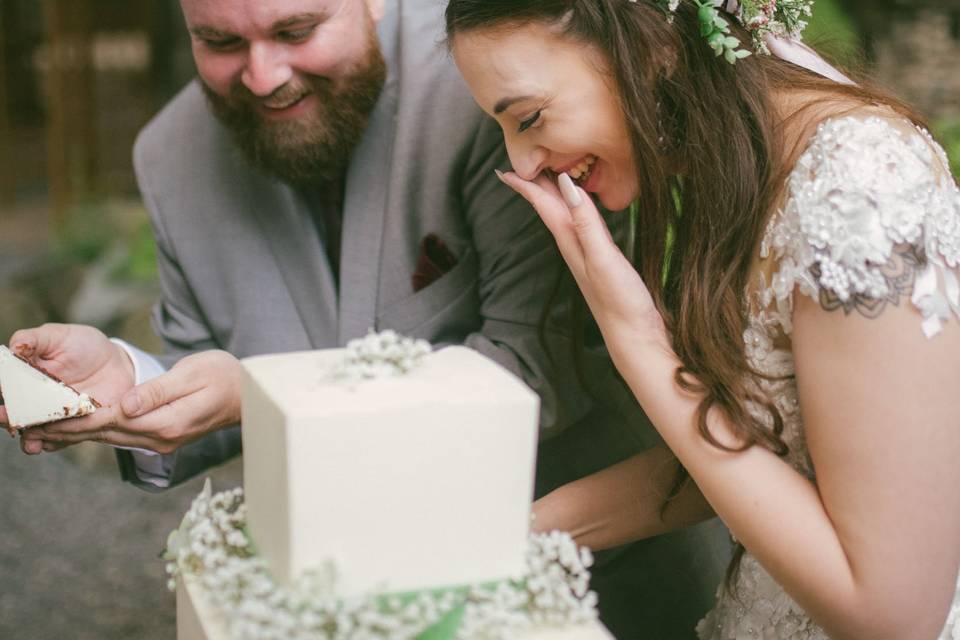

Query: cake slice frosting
[0,345,99,429]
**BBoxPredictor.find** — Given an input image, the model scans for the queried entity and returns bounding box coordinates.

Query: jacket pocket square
[412,234,459,292]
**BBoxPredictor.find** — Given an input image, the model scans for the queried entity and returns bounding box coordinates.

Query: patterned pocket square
[412,234,459,292]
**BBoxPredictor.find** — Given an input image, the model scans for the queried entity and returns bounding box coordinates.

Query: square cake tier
[241,346,540,597]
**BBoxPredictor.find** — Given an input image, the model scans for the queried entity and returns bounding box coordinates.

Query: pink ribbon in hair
[720,0,854,85]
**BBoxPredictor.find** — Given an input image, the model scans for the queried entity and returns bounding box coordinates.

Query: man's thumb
[8,329,40,359]
[121,372,183,418]
[121,388,145,417]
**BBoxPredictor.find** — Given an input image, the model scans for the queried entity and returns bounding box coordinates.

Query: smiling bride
[446,0,960,638]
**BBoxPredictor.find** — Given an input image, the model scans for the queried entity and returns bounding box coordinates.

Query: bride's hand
[497,170,669,359]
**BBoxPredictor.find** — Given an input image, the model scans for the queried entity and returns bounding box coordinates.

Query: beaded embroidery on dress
[696,114,960,639]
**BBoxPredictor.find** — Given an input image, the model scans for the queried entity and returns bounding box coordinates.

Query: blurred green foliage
[52,202,114,267]
[806,0,858,44]
[53,201,157,284]
[113,218,159,284]
[933,118,960,178]
[806,0,959,176]
[804,0,862,66]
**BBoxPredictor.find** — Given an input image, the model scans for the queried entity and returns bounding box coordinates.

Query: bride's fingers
[556,173,617,257]
[530,173,563,199]
[496,171,587,275]
[496,170,566,229]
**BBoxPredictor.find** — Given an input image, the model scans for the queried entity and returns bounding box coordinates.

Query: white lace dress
[695,114,960,639]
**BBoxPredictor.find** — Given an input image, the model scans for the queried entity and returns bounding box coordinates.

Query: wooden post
[70,0,98,199]
[42,0,72,227]
[41,0,98,226]
[0,1,14,209]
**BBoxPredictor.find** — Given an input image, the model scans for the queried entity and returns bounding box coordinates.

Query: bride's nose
[504,138,548,181]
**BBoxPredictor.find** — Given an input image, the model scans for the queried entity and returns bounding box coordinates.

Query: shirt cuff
[110,338,172,488]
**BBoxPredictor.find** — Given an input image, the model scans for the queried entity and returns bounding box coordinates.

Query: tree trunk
[41,0,98,227]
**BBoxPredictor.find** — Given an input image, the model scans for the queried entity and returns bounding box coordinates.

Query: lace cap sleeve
[760,115,960,338]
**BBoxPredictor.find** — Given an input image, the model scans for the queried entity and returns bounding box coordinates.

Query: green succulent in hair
[693,0,752,63]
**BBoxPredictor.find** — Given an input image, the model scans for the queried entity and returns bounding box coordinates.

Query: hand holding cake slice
[0,345,99,431]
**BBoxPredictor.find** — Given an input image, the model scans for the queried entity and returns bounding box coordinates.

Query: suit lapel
[251,181,339,349]
[337,1,401,344]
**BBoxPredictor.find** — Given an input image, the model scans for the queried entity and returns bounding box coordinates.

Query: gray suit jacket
[116,0,654,491]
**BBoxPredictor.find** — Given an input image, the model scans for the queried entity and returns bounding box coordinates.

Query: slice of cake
[0,345,99,429]
[167,333,614,639]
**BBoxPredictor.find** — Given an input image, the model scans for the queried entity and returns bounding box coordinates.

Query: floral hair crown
[630,0,815,64]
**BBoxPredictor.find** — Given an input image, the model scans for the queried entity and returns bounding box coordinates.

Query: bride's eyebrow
[494,95,535,114]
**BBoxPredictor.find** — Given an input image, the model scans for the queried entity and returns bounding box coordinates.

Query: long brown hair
[445,0,928,583]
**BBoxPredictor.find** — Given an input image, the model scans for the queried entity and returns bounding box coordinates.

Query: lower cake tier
[177,576,616,640]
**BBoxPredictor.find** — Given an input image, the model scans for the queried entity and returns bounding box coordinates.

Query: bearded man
[6,1,730,637]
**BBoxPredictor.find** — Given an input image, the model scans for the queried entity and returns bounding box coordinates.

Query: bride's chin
[597,191,635,213]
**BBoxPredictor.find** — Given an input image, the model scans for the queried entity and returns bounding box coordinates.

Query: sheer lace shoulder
[759,114,960,337]
[699,114,960,640]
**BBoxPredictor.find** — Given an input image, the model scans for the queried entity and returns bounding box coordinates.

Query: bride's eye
[518,111,541,133]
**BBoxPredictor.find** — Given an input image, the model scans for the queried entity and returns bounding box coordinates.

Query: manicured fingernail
[558,172,582,207]
[121,392,141,417]
[494,169,506,182]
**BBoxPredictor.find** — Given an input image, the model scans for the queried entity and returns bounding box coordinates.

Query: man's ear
[365,0,385,22]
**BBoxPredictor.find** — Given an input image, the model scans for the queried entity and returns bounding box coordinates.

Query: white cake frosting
[171,340,614,639]
[0,345,98,428]
[242,345,540,596]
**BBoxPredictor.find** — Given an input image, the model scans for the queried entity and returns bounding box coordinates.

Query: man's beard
[202,37,386,188]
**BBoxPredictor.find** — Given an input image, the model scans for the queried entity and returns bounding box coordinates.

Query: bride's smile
[452,22,640,211]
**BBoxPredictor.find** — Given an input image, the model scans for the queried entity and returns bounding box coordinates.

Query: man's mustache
[227,76,334,109]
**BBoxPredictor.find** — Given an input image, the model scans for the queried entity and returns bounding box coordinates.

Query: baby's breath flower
[165,484,598,639]
[333,330,433,381]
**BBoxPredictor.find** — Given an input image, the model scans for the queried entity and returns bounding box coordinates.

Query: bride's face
[453,23,639,211]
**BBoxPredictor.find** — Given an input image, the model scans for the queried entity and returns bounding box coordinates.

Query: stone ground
[0,439,242,640]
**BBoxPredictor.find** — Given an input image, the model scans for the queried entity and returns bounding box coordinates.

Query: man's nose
[241,42,294,97]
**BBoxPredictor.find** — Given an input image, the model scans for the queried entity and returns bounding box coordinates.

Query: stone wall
[845,1,960,119]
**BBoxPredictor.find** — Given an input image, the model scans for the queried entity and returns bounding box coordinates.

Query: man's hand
[21,350,243,455]
[0,324,136,452]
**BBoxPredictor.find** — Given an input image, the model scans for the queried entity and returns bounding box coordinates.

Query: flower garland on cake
[165,480,599,640]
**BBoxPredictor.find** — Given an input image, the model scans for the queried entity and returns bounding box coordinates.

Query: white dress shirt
[111,339,171,488]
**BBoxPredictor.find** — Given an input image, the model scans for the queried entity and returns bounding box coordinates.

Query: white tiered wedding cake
[170,333,614,640]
